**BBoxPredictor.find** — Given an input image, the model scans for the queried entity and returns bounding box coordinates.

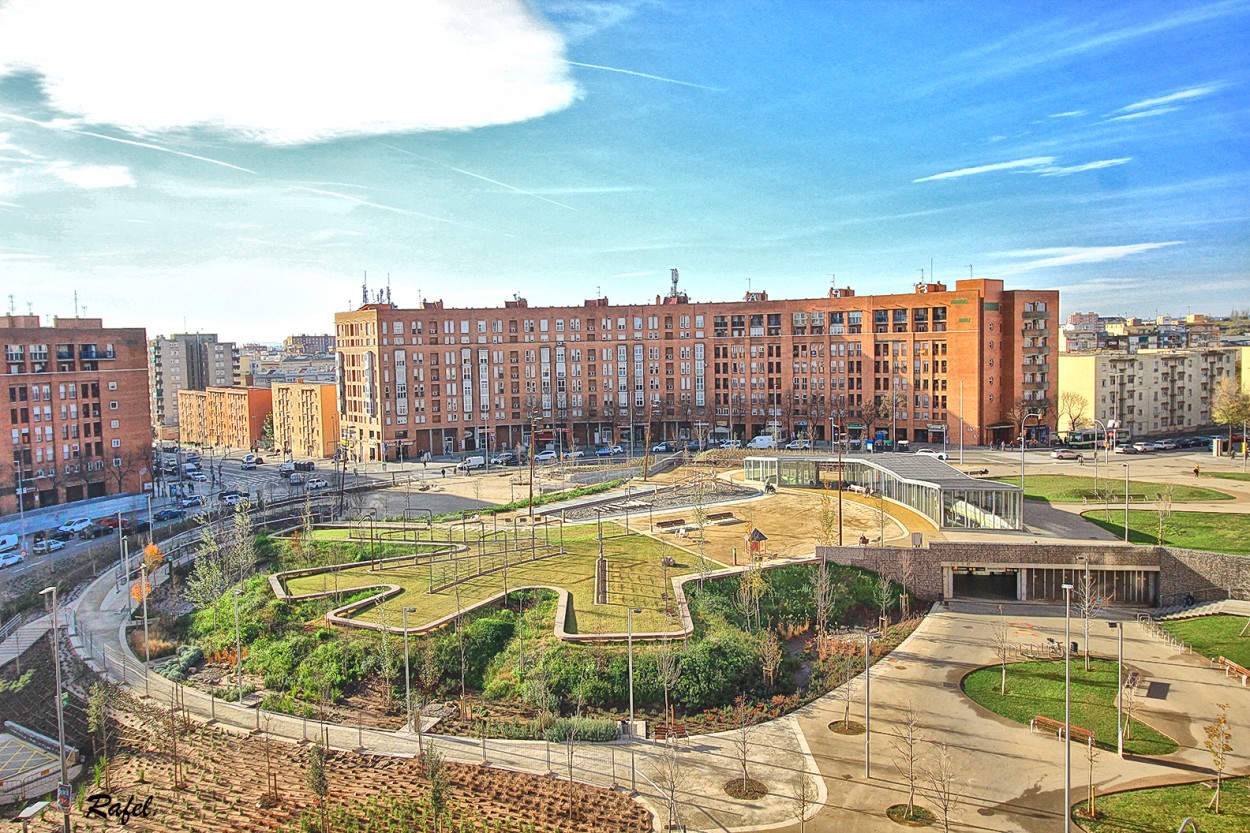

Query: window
[111,438,121,447]
[109,401,119,410]
[110,419,120,429]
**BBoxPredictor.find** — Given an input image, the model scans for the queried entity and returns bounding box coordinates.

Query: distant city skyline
[1,0,1247,342]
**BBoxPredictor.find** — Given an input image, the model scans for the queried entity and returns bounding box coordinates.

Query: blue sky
[0,0,1247,342]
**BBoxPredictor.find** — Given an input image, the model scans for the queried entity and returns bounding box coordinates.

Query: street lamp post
[958,379,965,466]
[830,413,844,546]
[39,586,71,833]
[403,606,416,735]
[1020,412,1043,529]
[1108,622,1124,758]
[627,607,642,736]
[233,588,244,704]
[141,562,151,696]
[863,630,880,778]
[1063,582,1074,833]
[1123,463,1130,542]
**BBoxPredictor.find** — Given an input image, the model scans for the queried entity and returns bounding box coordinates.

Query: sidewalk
[0,614,50,670]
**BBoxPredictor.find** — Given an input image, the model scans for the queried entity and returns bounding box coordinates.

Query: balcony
[1022,309,1050,319]
[79,348,115,360]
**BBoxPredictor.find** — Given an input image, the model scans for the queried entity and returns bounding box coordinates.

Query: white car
[1154,439,1177,450]
[784,439,812,450]
[188,471,208,482]
[0,550,25,568]
[569,450,585,458]
[1132,441,1157,453]
[534,450,558,462]
[305,477,330,490]
[915,448,949,461]
[1051,449,1083,460]
[221,493,245,506]
[32,539,64,555]
[57,518,92,534]
[719,439,743,449]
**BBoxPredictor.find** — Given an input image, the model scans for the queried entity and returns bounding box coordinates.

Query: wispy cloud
[915,155,1132,182]
[1104,107,1180,122]
[0,0,577,144]
[292,185,499,232]
[991,242,1184,272]
[565,60,720,91]
[380,143,578,211]
[0,252,48,260]
[1120,85,1221,112]
[914,157,1056,182]
[46,161,135,189]
[1048,111,1086,118]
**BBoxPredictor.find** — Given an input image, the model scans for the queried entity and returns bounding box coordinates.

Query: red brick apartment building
[333,278,1058,462]
[2,315,151,516]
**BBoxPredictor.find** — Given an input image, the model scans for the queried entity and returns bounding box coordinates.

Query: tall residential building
[177,386,273,450]
[1057,348,1238,438]
[283,333,335,356]
[272,383,340,458]
[2,315,150,516]
[148,333,239,439]
[333,277,1058,462]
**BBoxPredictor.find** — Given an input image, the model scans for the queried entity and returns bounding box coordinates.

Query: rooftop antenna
[361,271,368,306]
[967,264,973,279]
[26,302,32,315]
[386,273,392,305]
[919,268,925,282]
[669,267,680,298]
[73,290,79,317]
[6,294,12,315]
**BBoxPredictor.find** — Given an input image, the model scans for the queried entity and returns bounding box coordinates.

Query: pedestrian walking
[1193,465,1200,477]
[1077,455,1084,465]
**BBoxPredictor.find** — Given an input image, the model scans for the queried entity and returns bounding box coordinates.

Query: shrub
[542,717,620,743]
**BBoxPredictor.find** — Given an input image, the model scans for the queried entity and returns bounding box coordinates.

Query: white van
[0,534,18,554]
[456,455,486,471]
[747,435,777,449]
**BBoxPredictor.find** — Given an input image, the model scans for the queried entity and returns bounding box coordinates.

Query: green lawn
[1076,776,1250,832]
[1208,471,1250,482]
[963,659,1178,756]
[992,474,1231,503]
[1160,615,1250,669]
[1082,509,1250,554]
[281,523,720,636]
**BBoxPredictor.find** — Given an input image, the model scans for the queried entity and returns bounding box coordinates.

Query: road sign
[56,782,71,813]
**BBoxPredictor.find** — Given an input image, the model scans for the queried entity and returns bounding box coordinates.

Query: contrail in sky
[379,143,577,211]
[565,61,720,91]
[0,111,257,174]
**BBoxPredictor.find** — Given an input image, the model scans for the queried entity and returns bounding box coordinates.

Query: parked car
[305,477,330,490]
[221,493,244,506]
[34,538,66,554]
[180,495,205,508]
[784,439,812,450]
[123,519,151,534]
[596,445,624,456]
[534,450,558,462]
[289,472,305,485]
[456,456,487,471]
[278,461,296,474]
[188,471,208,482]
[78,523,111,540]
[0,534,19,553]
[686,441,702,452]
[241,461,257,470]
[651,441,675,453]
[1051,449,1083,460]
[154,507,187,521]
[1113,443,1136,454]
[1154,439,1177,450]
[490,451,518,465]
[220,488,244,499]
[57,518,93,535]
[915,448,949,460]
[294,461,316,472]
[719,439,743,449]
[1132,441,1157,453]
[0,550,26,567]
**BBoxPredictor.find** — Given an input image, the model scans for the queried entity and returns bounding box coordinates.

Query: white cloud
[0,0,579,145]
[1119,85,1220,113]
[1037,158,1132,176]
[46,161,135,189]
[991,242,1183,272]
[913,157,1056,182]
[1104,107,1180,122]
[1048,111,1086,118]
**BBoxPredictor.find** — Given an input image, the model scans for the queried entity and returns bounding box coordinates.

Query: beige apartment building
[148,333,239,440]
[177,386,273,450]
[1057,348,1238,438]
[272,383,339,458]
[333,277,1059,462]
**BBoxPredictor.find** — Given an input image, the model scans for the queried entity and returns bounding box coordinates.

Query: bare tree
[761,630,782,688]
[656,639,683,733]
[737,564,765,632]
[1074,565,1109,671]
[1058,391,1091,434]
[991,604,1012,695]
[307,739,329,833]
[731,695,758,794]
[891,704,925,818]
[648,738,687,831]
[813,560,837,654]
[791,766,817,833]
[1205,702,1233,813]
[1082,736,1101,819]
[925,742,963,833]
[872,574,893,630]
[86,683,115,790]
[895,551,916,620]
[374,607,401,712]
[1122,679,1139,741]
[1155,485,1174,546]
[816,494,838,550]
[835,668,859,727]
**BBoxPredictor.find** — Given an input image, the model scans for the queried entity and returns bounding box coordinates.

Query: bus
[1066,430,1097,450]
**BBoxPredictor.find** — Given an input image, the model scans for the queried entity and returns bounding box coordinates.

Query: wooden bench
[1030,715,1096,745]
[1218,656,1250,686]
[655,519,687,531]
[652,723,688,741]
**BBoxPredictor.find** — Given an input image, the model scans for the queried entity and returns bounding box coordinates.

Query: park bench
[652,723,688,741]
[1217,656,1250,686]
[707,511,741,525]
[655,519,687,531]
[1030,715,1095,745]
[964,468,989,476]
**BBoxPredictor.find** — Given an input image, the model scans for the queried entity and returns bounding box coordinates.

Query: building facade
[148,333,239,439]
[3,315,151,516]
[272,383,339,458]
[332,277,1058,462]
[177,386,273,450]
[1057,348,1238,438]
[283,333,335,356]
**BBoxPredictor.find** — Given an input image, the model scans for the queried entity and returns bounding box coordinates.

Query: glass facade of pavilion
[743,454,1022,531]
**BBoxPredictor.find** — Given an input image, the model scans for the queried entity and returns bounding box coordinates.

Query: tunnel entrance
[952,567,1018,600]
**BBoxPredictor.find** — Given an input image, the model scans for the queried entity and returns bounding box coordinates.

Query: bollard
[546,739,551,773]
[481,733,487,764]
[631,749,636,793]
[358,722,363,749]
[611,747,617,787]
[211,694,216,721]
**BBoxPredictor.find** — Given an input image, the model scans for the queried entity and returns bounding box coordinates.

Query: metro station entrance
[951,566,1018,600]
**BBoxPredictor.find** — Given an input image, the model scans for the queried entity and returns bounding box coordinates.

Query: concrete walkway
[0,615,50,670]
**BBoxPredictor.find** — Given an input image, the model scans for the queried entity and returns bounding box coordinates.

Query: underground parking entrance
[951,566,1018,600]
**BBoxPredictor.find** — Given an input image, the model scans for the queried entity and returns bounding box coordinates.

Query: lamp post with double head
[1108,621,1124,758]
[864,629,881,778]
[403,606,416,736]
[39,586,71,833]
[1123,463,1130,542]
[627,607,642,735]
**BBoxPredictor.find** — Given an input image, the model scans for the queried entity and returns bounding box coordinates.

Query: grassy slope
[992,474,1231,503]
[1081,509,1250,554]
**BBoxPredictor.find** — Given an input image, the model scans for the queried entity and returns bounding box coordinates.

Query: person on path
[1193,465,1200,477]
